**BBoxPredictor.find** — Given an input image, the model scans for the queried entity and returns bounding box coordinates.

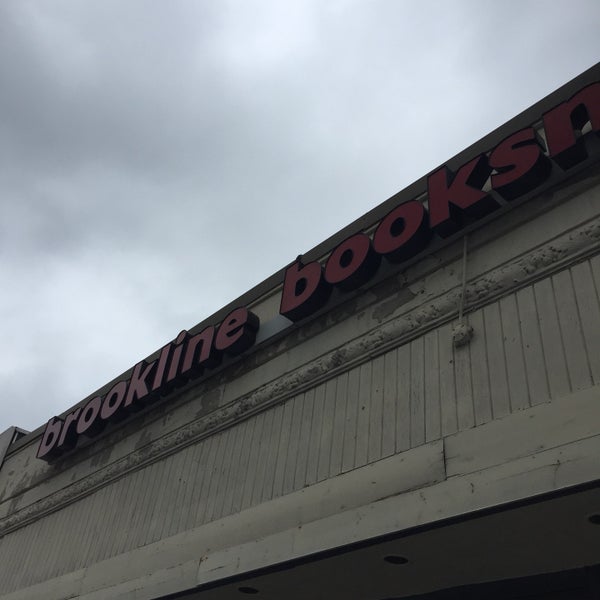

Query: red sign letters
[37,81,599,461]
[280,82,600,321]
[37,307,259,460]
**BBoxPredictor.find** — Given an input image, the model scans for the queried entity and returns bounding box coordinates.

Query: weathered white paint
[1,385,598,599]
[0,117,599,598]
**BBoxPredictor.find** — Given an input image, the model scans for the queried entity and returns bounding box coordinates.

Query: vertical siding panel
[109,470,132,555]
[261,403,284,502]
[329,370,348,477]
[177,443,199,532]
[55,508,75,572]
[306,383,325,485]
[241,414,266,510]
[85,486,111,564]
[0,535,12,590]
[396,344,411,452]
[177,444,198,533]
[553,270,592,392]
[45,513,64,580]
[56,499,82,577]
[34,515,53,582]
[232,418,257,511]
[191,438,216,524]
[454,323,475,431]
[282,395,303,494]
[25,523,43,586]
[355,361,372,467]
[2,530,17,589]
[342,367,359,472]
[222,420,248,516]
[145,458,171,541]
[317,379,336,482]
[534,278,571,399]
[591,254,600,305]
[148,458,173,544]
[368,355,384,462]
[210,430,233,519]
[13,529,31,589]
[57,496,81,577]
[251,408,275,507]
[172,444,200,533]
[410,337,425,446]
[209,427,236,520]
[294,389,314,490]
[124,461,153,552]
[424,329,442,441]
[218,427,241,518]
[483,303,511,419]
[500,295,530,413]
[148,456,175,544]
[133,463,156,548]
[157,453,185,541]
[208,428,232,520]
[110,471,139,556]
[28,518,49,584]
[145,458,170,545]
[438,323,458,437]
[591,253,600,284]
[60,505,80,571]
[124,469,145,551]
[6,530,21,590]
[382,349,397,457]
[223,420,247,515]
[272,399,294,498]
[44,505,69,579]
[12,520,36,588]
[516,286,550,406]
[1,529,22,590]
[170,443,196,537]
[112,471,135,554]
[97,478,124,561]
[74,494,96,565]
[78,491,98,567]
[21,518,42,586]
[468,310,492,425]
[1,535,16,591]
[33,512,59,582]
[194,437,216,522]
[101,477,124,558]
[194,434,220,525]
[138,461,164,546]
[44,508,66,579]
[64,504,84,575]
[571,260,600,384]
[113,469,138,554]
[112,475,136,555]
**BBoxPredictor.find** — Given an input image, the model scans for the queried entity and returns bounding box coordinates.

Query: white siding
[1,252,599,594]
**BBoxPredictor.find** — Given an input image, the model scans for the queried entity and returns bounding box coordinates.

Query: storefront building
[1,63,599,599]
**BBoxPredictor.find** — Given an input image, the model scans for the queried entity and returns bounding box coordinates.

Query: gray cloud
[1,0,599,432]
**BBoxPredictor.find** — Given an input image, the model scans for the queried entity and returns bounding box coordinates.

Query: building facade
[1,63,599,599]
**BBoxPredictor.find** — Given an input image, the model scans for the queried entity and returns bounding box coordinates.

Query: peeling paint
[1,213,599,539]
[372,286,417,323]
[90,446,113,468]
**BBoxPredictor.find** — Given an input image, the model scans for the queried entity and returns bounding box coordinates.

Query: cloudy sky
[0,1,598,435]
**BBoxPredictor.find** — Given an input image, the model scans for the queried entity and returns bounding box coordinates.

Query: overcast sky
[0,0,599,435]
